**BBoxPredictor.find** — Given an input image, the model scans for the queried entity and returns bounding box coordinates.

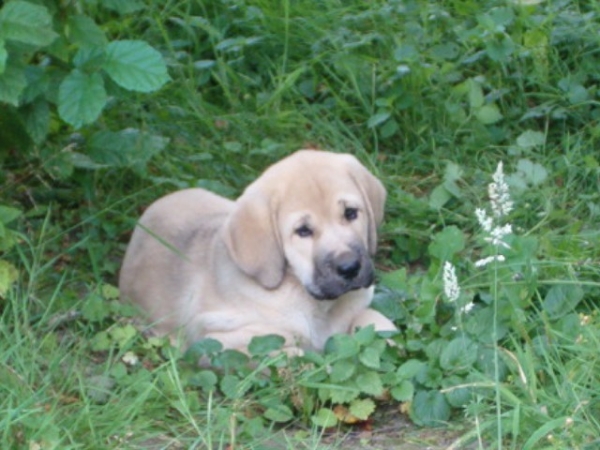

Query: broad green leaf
[21,99,49,144]
[87,128,169,173]
[371,291,406,323]
[184,338,223,363]
[109,324,138,348]
[475,348,509,380]
[410,390,451,427]
[356,371,384,397]
[367,111,391,128]
[0,222,17,250]
[301,350,325,366]
[354,325,376,346]
[516,130,545,149]
[0,65,26,106]
[311,408,338,428]
[220,374,243,399]
[248,334,285,356]
[567,84,588,104]
[428,226,466,261]
[91,330,111,351]
[330,359,356,383]
[465,307,510,344]
[0,205,22,224]
[391,380,414,402]
[425,338,447,361]
[73,46,106,71]
[189,370,218,391]
[444,101,467,123]
[485,34,515,62]
[542,284,584,320]
[103,40,170,92]
[516,159,548,186]
[264,405,294,423]
[396,359,425,380]
[558,78,589,104]
[100,284,119,300]
[439,337,478,372]
[21,66,49,104]
[102,0,145,14]
[430,43,459,60]
[349,398,376,421]
[394,44,417,61]
[428,184,452,210]
[415,364,443,388]
[444,162,463,183]
[359,346,382,370]
[379,268,407,292]
[380,119,399,138]
[555,313,582,343]
[467,79,484,109]
[67,15,107,48]
[325,333,360,358]
[488,7,514,27]
[443,377,473,407]
[213,349,249,371]
[475,104,503,124]
[109,362,128,379]
[82,293,110,322]
[0,1,58,46]
[329,383,360,404]
[85,374,115,404]
[58,69,107,128]
[0,260,18,296]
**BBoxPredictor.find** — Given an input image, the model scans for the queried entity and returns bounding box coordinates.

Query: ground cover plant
[1,0,600,448]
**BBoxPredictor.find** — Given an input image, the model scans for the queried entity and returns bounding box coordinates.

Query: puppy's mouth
[307,250,375,301]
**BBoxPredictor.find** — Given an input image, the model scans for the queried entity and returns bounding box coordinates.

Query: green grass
[2,0,600,448]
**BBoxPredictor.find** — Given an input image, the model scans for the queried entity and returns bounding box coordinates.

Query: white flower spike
[489,161,514,218]
[474,255,506,268]
[475,207,493,233]
[443,261,460,303]
[474,161,514,266]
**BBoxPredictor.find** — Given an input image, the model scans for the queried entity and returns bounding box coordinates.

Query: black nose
[336,254,361,280]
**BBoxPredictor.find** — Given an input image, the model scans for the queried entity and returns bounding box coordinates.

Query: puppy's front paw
[351,308,397,333]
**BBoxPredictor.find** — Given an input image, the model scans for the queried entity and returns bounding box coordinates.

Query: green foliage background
[1,0,600,449]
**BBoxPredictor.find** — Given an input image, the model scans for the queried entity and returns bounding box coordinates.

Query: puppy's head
[223,150,386,300]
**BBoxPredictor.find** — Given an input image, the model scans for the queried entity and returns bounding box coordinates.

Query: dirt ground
[317,404,480,450]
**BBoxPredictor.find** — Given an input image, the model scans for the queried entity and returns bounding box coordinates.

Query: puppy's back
[119,188,234,335]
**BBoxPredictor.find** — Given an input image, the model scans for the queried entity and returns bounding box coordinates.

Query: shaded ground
[128,403,480,450]
[318,404,479,450]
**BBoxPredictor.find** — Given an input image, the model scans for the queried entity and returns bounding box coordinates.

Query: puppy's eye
[295,225,313,238]
[344,207,358,222]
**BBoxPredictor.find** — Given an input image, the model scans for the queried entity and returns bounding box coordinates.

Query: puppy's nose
[336,254,361,280]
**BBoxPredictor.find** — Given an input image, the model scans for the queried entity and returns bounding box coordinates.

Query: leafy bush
[0,0,170,175]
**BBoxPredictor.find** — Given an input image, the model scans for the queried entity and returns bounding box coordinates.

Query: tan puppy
[119,150,396,354]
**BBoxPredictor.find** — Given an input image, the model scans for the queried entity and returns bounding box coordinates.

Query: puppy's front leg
[204,330,304,358]
[349,308,397,334]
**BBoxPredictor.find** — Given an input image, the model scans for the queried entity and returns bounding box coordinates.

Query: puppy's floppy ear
[346,156,387,254]
[222,190,286,289]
